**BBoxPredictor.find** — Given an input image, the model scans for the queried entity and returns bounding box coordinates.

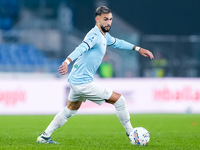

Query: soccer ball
[129,127,150,146]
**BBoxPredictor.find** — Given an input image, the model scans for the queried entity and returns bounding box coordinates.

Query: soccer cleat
[36,135,59,144]
[126,128,136,141]
[126,132,131,141]
[126,132,129,137]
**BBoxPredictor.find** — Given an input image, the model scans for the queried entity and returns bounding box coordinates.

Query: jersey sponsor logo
[74,64,78,68]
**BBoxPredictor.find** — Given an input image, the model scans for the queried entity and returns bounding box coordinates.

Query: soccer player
[37,6,154,144]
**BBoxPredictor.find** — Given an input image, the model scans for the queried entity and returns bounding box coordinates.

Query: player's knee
[67,101,82,110]
[114,95,126,111]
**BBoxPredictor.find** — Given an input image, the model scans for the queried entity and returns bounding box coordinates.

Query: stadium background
[0,0,200,115]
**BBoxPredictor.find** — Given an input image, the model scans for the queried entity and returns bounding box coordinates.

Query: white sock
[42,107,77,137]
[114,96,133,135]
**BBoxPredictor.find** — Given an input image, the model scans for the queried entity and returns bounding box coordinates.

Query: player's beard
[100,25,111,32]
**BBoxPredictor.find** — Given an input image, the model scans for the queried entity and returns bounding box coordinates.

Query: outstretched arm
[133,46,154,59]
[107,34,154,59]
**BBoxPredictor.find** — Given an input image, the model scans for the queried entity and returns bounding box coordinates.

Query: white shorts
[68,82,113,105]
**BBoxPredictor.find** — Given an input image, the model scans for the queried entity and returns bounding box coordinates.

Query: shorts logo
[103,89,109,95]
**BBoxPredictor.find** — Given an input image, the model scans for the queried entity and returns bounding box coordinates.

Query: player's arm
[133,46,154,60]
[107,34,154,59]
[58,34,100,75]
[58,58,71,75]
[58,43,88,75]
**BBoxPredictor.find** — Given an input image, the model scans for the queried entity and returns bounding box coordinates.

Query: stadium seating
[0,44,62,72]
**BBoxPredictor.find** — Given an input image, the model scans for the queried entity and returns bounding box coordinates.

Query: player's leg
[37,100,82,143]
[42,100,82,137]
[106,91,134,135]
[81,82,133,135]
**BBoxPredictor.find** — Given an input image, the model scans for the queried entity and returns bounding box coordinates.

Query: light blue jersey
[68,26,134,85]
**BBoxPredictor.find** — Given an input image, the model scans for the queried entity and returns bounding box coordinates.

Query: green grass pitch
[0,114,200,150]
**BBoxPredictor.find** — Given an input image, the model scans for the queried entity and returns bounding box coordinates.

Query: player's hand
[139,48,154,59]
[58,61,68,75]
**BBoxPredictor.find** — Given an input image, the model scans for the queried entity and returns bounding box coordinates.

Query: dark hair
[95,6,111,17]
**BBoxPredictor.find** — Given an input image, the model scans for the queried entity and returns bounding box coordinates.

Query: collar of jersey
[94,25,106,38]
